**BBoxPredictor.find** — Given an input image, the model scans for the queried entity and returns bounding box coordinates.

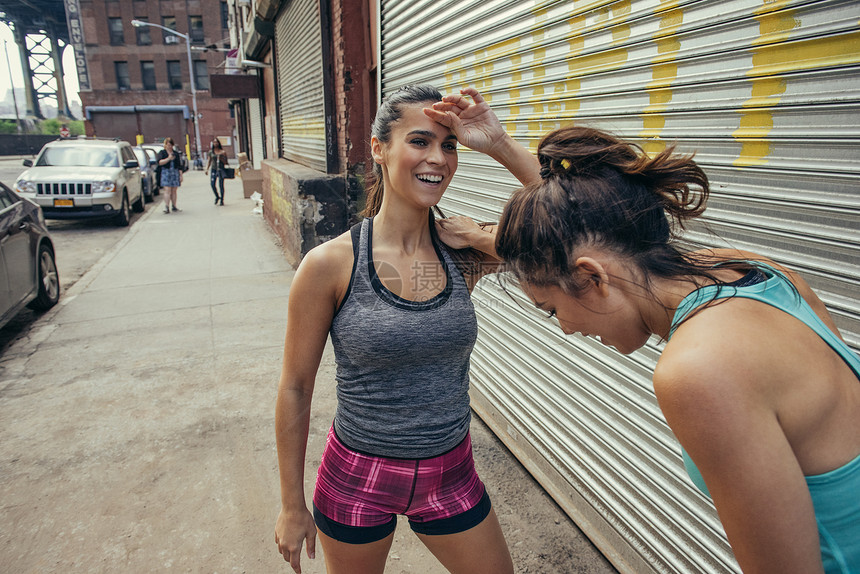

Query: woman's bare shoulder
[656,305,773,397]
[292,229,357,309]
[298,229,355,276]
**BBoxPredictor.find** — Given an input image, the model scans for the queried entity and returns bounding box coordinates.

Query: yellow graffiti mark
[734,16,860,166]
[443,34,526,136]
[444,56,466,93]
[648,62,678,88]
[281,116,326,140]
[484,37,522,60]
[613,0,632,17]
[595,6,610,23]
[640,3,683,154]
[564,79,582,115]
[507,87,521,135]
[611,0,632,45]
[268,169,294,226]
[744,77,787,107]
[642,114,666,137]
[568,48,628,76]
[754,8,799,44]
[655,2,682,18]
[532,47,547,80]
[733,140,773,166]
[566,14,587,59]
[612,24,631,44]
[735,110,775,138]
[655,37,681,56]
[750,31,860,75]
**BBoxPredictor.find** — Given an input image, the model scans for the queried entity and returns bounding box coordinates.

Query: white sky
[0,22,82,107]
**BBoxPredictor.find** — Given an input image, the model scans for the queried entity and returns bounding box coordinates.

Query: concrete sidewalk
[0,170,615,573]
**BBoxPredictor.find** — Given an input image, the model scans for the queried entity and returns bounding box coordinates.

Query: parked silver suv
[15,138,145,226]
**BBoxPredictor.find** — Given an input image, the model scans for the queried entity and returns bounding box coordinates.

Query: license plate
[54,199,74,207]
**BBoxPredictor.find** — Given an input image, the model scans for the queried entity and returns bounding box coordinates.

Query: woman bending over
[429,90,860,573]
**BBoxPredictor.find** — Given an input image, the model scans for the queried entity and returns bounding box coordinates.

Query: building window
[161,16,177,43]
[167,60,183,90]
[135,18,152,45]
[108,18,124,45]
[115,61,130,90]
[141,61,156,90]
[189,15,204,44]
[193,60,209,90]
[220,2,229,29]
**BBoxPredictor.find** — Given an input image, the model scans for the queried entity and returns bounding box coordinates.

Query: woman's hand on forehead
[423,87,505,154]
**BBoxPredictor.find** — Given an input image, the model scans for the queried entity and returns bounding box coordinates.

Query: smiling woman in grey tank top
[273,85,540,574]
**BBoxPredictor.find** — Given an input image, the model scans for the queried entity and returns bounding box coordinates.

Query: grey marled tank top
[329,217,477,458]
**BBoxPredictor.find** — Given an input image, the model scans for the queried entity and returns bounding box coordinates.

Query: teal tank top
[668,263,860,573]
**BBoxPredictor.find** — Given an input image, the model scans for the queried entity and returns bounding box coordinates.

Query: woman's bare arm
[274,238,351,573]
[656,334,825,574]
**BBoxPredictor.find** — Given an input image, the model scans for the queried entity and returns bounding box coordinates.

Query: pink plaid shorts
[312,426,490,543]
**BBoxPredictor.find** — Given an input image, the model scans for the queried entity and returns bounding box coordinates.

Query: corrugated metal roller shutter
[248,97,265,170]
[275,0,327,172]
[380,1,859,573]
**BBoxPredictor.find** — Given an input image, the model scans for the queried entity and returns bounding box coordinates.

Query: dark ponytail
[497,126,719,294]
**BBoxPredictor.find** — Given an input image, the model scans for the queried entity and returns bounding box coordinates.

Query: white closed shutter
[380,1,860,573]
[248,97,265,169]
[275,0,327,172]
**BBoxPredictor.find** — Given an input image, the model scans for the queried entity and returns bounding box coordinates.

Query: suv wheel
[115,192,131,226]
[133,187,146,213]
[27,243,60,311]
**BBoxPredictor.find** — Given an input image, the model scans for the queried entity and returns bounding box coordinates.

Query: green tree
[0,119,19,134]
[35,118,85,136]
[39,118,61,134]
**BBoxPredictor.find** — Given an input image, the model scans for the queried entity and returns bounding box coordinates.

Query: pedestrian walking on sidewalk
[157,137,183,213]
[428,88,860,574]
[205,139,229,205]
[274,85,518,574]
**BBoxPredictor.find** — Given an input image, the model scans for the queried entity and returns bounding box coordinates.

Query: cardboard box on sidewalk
[240,171,263,198]
[238,159,263,198]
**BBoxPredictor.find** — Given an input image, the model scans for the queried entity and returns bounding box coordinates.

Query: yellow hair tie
[560,159,571,170]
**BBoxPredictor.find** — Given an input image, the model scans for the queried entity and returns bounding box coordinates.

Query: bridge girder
[0,0,73,118]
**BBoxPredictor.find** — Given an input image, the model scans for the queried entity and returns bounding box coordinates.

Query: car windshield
[133,149,148,165]
[36,146,119,168]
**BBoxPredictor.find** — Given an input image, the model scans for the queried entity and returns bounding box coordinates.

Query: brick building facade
[227,0,376,264]
[78,0,236,160]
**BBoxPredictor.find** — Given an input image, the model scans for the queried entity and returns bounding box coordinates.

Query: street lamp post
[130,19,202,160]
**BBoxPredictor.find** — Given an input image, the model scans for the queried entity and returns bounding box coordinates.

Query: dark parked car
[133,146,159,202]
[0,181,60,329]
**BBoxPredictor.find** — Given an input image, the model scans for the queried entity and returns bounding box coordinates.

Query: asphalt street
[0,168,616,573]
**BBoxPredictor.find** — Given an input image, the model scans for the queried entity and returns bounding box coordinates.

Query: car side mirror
[150,159,157,166]
[124,160,139,169]
[23,159,33,167]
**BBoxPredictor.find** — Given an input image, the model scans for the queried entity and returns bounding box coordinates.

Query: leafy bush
[0,119,20,134]
[39,119,85,136]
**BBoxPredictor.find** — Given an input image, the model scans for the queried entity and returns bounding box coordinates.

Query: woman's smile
[416,173,444,185]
